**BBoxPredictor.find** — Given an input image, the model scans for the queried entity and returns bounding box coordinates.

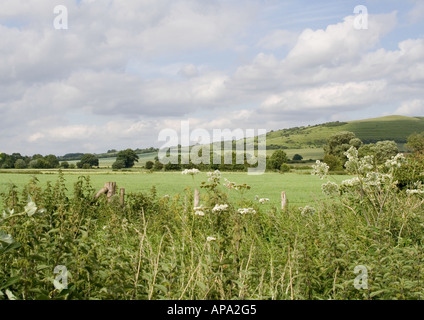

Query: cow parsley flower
[212,204,228,213]
[238,208,256,215]
[207,170,221,184]
[182,169,201,175]
[195,211,205,216]
[311,160,329,179]
[321,181,339,196]
[299,206,316,216]
[258,198,270,204]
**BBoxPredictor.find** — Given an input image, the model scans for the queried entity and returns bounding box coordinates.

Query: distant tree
[373,141,399,164]
[324,131,361,166]
[292,154,303,161]
[14,159,27,169]
[77,154,99,169]
[82,163,91,170]
[44,155,59,168]
[153,161,164,171]
[406,132,424,154]
[145,161,154,170]
[107,149,117,154]
[116,149,139,168]
[323,154,343,171]
[280,163,291,173]
[270,150,288,170]
[112,160,125,170]
[69,163,76,169]
[358,144,376,159]
[60,161,70,169]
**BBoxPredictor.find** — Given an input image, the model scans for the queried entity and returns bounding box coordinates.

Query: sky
[1,0,424,156]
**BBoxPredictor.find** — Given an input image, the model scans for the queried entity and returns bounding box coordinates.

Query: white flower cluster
[212,204,229,213]
[258,198,270,204]
[207,170,221,184]
[238,208,256,215]
[194,205,206,216]
[207,237,216,242]
[311,160,329,179]
[340,177,361,188]
[299,205,316,216]
[385,154,406,169]
[406,181,424,195]
[321,181,339,196]
[344,147,374,174]
[182,168,201,175]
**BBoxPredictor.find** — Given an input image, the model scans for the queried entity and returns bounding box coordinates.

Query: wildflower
[207,170,221,184]
[238,208,256,215]
[385,154,406,169]
[193,206,204,211]
[182,168,201,175]
[258,198,270,204]
[340,177,361,188]
[207,237,216,242]
[212,204,229,213]
[195,211,205,216]
[321,181,339,196]
[299,206,316,216]
[311,160,329,179]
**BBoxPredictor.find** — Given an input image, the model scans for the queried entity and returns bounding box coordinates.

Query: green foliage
[323,154,343,171]
[14,159,27,169]
[116,149,139,168]
[145,161,154,170]
[406,132,424,154]
[77,154,99,169]
[112,160,125,170]
[1,159,424,300]
[269,150,288,170]
[292,154,303,161]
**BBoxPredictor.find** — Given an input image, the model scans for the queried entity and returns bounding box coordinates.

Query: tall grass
[1,150,424,300]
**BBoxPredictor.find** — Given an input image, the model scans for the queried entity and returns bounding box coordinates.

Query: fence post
[194,189,200,208]
[120,188,125,207]
[281,191,287,210]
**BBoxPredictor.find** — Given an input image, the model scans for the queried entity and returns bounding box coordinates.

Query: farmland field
[0,170,349,210]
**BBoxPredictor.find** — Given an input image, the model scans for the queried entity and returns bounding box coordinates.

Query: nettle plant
[313,147,423,232]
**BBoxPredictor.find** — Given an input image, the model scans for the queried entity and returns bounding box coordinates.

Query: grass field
[266,115,424,149]
[0,170,349,210]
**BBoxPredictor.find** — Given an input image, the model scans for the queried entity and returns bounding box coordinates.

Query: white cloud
[395,99,424,116]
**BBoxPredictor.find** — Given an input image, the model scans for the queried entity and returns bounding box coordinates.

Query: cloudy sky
[1,0,424,155]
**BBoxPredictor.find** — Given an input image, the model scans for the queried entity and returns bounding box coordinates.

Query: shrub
[112,160,125,170]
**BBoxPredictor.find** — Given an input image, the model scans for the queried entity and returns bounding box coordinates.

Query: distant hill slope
[266,115,424,150]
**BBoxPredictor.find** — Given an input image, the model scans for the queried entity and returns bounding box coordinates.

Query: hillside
[266,115,424,151]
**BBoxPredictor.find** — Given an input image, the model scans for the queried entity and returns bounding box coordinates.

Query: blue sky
[0,0,423,155]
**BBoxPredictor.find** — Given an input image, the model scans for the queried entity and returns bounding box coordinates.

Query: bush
[145,161,154,170]
[280,163,291,173]
[112,160,125,170]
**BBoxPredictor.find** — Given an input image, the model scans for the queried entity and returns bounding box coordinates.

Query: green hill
[266,115,424,152]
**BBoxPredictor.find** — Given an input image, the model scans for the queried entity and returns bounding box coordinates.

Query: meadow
[1,151,424,300]
[0,170,349,210]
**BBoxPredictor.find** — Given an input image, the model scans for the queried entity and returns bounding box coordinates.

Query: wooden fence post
[120,188,125,207]
[281,191,287,210]
[194,189,200,208]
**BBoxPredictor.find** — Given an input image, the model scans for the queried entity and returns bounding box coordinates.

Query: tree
[112,160,125,170]
[373,141,399,164]
[324,131,361,166]
[116,149,139,168]
[60,161,70,169]
[77,154,99,169]
[14,159,27,169]
[145,161,154,170]
[406,132,424,154]
[292,154,303,161]
[269,150,288,170]
[153,161,164,171]
[44,155,59,168]
[323,154,343,171]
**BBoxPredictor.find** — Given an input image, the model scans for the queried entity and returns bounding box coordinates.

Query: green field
[0,170,349,209]
[266,115,424,150]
